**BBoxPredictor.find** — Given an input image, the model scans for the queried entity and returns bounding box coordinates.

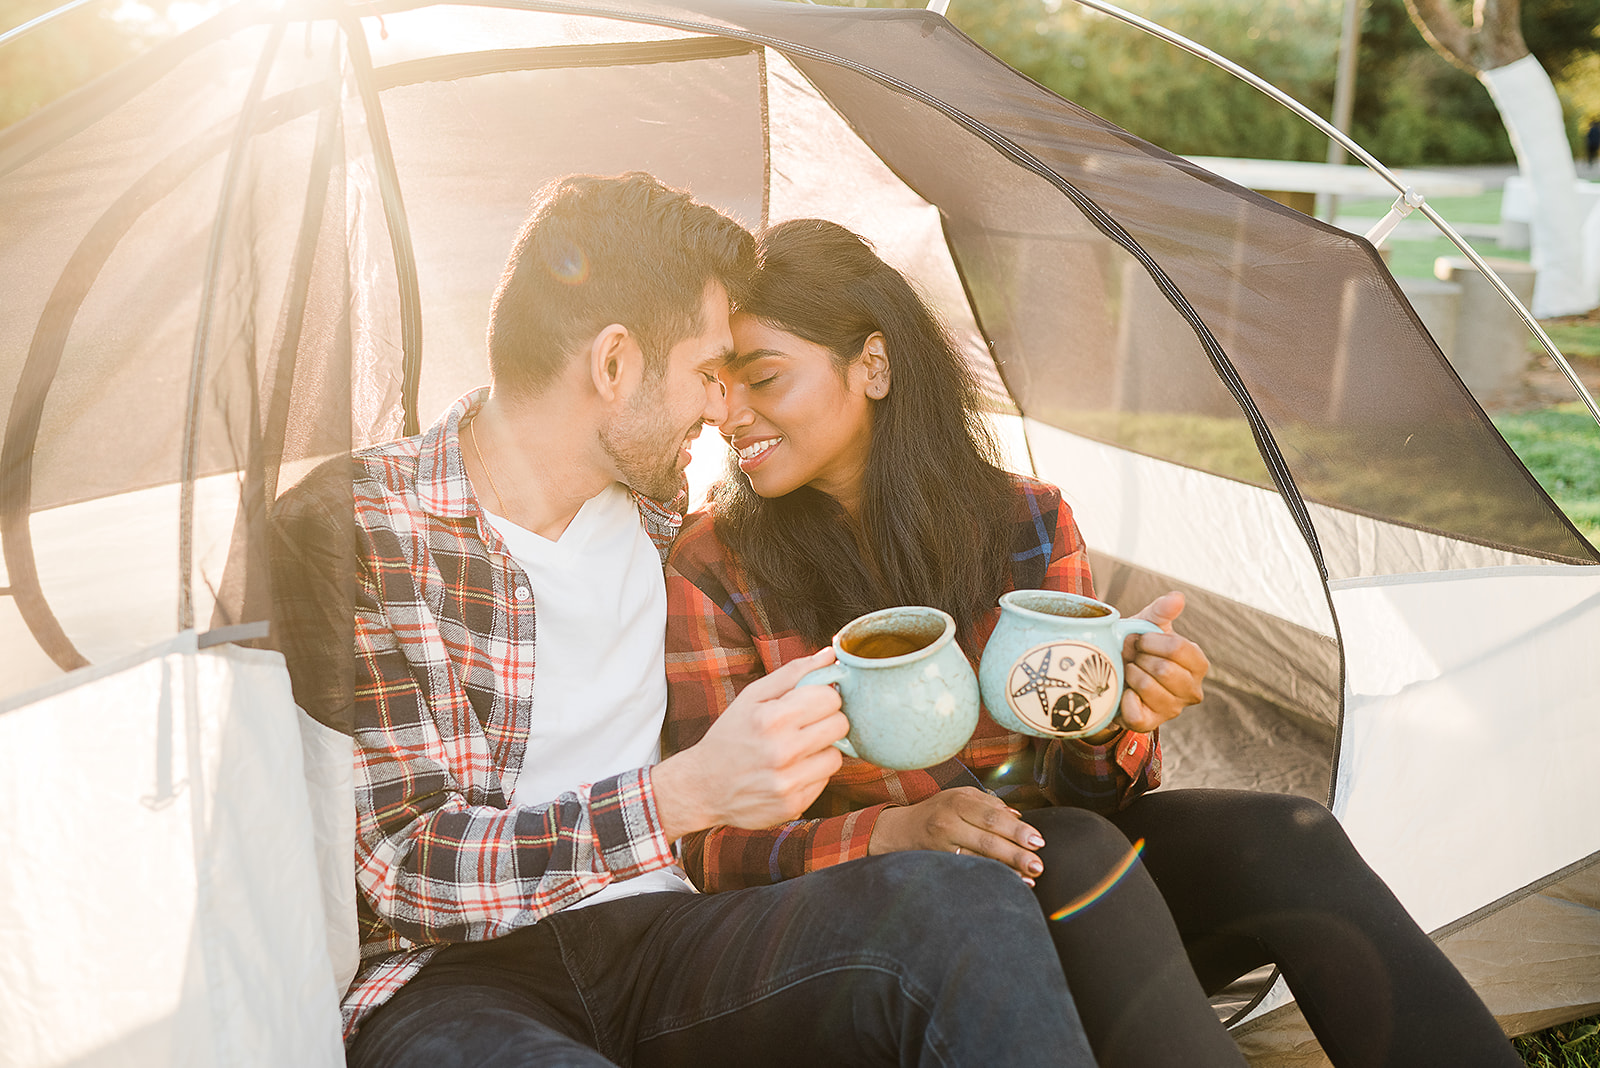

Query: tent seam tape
[1328,563,1600,590]
[1427,849,1600,942]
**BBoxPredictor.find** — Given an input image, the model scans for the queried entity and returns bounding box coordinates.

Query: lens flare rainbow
[1048,838,1145,921]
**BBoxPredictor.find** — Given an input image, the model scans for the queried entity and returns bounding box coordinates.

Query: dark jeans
[1025,789,1522,1068]
[346,851,1096,1068]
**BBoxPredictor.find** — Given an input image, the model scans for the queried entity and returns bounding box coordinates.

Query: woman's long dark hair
[712,219,1017,648]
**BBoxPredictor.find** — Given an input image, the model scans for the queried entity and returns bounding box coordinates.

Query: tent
[1,0,1596,1063]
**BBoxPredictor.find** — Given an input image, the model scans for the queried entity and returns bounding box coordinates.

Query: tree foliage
[0,1,173,129]
[962,0,1345,160]
[823,0,1600,164]
[1353,0,1517,162]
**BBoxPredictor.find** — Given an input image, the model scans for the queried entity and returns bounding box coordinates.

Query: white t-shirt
[483,483,695,910]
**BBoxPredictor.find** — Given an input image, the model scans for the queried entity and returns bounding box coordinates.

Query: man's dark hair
[488,172,755,395]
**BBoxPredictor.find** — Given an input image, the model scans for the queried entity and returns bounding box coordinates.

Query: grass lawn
[1339,189,1531,280]
[1492,402,1600,543]
[1536,320,1600,361]
[1047,403,1599,547]
[1515,1016,1600,1068]
[1340,190,1505,225]
[1381,234,1530,282]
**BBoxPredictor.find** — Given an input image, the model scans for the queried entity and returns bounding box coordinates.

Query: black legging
[1024,790,1522,1068]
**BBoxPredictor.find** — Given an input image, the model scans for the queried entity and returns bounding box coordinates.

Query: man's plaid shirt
[339,389,684,1043]
[663,476,1161,893]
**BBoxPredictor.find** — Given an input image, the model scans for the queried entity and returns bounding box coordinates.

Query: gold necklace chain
[467,417,510,516]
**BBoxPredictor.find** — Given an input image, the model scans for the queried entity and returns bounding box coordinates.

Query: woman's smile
[732,434,783,470]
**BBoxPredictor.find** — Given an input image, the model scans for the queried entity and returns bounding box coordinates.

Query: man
[334,173,1095,1067]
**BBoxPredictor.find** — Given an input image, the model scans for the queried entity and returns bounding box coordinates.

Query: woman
[664,219,1520,1068]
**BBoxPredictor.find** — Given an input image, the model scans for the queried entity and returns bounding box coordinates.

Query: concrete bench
[1398,257,1537,402]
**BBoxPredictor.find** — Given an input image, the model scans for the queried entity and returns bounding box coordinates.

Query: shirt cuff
[591,767,678,881]
[1110,730,1153,780]
[1069,728,1152,779]
[834,802,894,867]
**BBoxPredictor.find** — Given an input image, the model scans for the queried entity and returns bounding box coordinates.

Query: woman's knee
[1133,790,1377,903]
[1026,807,1140,865]
[1229,792,1355,868]
[1129,790,1349,859]
[1023,807,1147,897]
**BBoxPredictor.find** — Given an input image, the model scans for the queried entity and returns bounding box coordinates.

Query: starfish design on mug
[1009,648,1078,723]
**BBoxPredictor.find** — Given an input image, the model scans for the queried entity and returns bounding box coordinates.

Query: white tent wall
[0,635,350,1068]
[1331,569,1600,932]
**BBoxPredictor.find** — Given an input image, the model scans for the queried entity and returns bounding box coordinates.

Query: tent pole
[1065,0,1600,431]
[0,0,104,48]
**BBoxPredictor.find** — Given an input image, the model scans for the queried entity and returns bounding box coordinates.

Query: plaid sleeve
[1021,483,1162,812]
[663,530,887,893]
[351,538,675,947]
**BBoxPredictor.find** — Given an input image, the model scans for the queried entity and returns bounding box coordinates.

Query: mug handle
[797,662,857,759]
[1115,617,1163,648]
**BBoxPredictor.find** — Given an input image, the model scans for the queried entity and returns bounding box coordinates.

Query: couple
[334,173,1517,1067]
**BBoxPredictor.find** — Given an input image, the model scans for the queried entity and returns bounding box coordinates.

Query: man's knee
[820,850,1050,951]
[853,848,1037,906]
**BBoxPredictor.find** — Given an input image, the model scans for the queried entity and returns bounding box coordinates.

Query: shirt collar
[415,388,489,521]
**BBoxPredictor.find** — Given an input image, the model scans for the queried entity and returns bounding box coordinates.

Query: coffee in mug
[841,629,937,660]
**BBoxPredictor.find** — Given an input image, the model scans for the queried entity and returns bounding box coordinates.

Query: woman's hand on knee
[867,788,1045,885]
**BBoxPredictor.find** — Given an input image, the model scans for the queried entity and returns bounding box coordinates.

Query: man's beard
[601,389,693,502]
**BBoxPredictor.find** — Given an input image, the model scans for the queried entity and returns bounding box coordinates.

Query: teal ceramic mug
[978,591,1160,740]
[797,606,980,771]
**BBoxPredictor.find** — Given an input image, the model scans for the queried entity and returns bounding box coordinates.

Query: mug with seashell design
[978,590,1161,740]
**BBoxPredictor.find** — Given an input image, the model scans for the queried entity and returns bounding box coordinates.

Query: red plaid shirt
[664,476,1160,893]
[339,389,684,1043]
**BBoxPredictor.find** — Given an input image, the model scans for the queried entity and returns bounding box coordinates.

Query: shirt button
[515,587,531,601]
